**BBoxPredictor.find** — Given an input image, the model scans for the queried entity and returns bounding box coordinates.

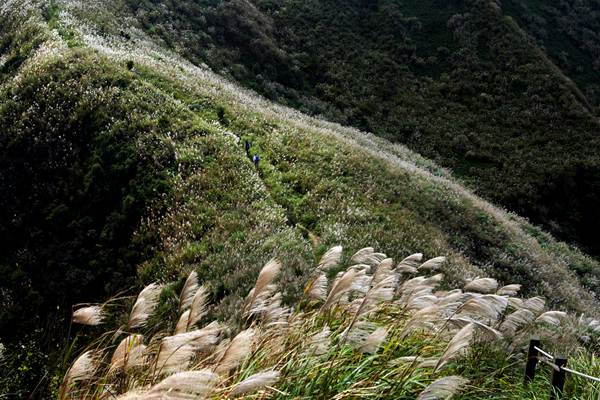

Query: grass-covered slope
[123,0,600,257]
[0,0,599,397]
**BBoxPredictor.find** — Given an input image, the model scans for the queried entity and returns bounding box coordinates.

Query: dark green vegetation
[126,0,600,257]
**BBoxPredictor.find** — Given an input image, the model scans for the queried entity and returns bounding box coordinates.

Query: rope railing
[525,337,600,400]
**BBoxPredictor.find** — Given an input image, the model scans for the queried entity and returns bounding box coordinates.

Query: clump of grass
[63,246,600,399]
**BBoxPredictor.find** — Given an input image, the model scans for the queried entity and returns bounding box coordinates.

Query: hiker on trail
[245,140,251,155]
[252,154,260,169]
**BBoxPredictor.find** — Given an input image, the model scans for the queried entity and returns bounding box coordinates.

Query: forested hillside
[1,0,600,398]
[125,0,600,257]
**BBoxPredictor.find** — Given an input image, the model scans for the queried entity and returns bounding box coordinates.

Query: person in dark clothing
[252,154,260,169]
[245,140,251,155]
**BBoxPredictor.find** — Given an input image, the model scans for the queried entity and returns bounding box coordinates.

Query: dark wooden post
[550,356,568,400]
[524,337,540,384]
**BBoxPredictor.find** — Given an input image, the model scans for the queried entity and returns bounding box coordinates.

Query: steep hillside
[0,0,599,397]
[123,0,600,257]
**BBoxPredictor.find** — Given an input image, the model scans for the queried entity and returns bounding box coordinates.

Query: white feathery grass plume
[407,294,438,311]
[350,247,374,264]
[214,328,255,374]
[187,285,209,330]
[247,259,281,311]
[317,245,343,272]
[60,351,97,399]
[250,292,290,326]
[536,311,567,326]
[522,297,545,315]
[148,369,219,398]
[306,273,328,301]
[342,320,377,348]
[72,306,104,326]
[179,271,198,312]
[435,323,475,372]
[436,290,468,308]
[307,326,331,356]
[348,263,372,273]
[458,295,508,322]
[417,376,469,400]
[499,308,535,337]
[372,258,394,286]
[450,317,503,342]
[394,356,439,369]
[156,324,222,375]
[350,269,372,296]
[128,283,163,329]
[396,253,423,274]
[352,274,398,320]
[174,310,190,335]
[230,370,280,396]
[400,304,441,338]
[358,327,388,354]
[464,278,498,294]
[418,256,446,271]
[496,284,521,297]
[508,297,524,309]
[322,269,358,310]
[109,334,145,373]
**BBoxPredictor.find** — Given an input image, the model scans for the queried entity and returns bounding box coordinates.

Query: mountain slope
[123,0,600,257]
[0,0,599,397]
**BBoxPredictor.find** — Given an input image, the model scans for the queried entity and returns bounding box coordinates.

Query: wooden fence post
[550,356,568,400]
[524,337,540,384]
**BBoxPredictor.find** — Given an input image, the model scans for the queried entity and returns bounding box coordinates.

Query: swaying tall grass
[62,246,600,399]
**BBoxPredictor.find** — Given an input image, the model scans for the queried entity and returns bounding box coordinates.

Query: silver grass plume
[306,326,331,356]
[536,311,567,326]
[350,247,375,264]
[522,297,546,315]
[247,259,281,312]
[213,328,255,374]
[464,278,498,294]
[317,245,343,272]
[458,295,508,323]
[72,306,104,326]
[394,356,440,369]
[156,324,222,375]
[372,258,394,286]
[174,310,190,335]
[417,376,469,400]
[148,369,219,398]
[186,285,209,330]
[496,284,521,297]
[179,271,198,312]
[60,351,97,400]
[396,253,423,274]
[358,327,387,354]
[307,273,328,301]
[499,308,535,337]
[109,334,146,373]
[418,256,446,271]
[435,323,475,372]
[128,283,163,329]
[230,370,280,396]
[450,317,503,342]
[322,268,359,310]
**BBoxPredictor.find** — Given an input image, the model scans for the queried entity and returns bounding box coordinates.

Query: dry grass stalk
[499,308,535,337]
[306,273,328,301]
[358,327,388,354]
[396,253,423,274]
[147,369,219,398]
[322,268,358,310]
[536,311,567,326]
[60,351,97,400]
[496,284,521,296]
[187,285,209,330]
